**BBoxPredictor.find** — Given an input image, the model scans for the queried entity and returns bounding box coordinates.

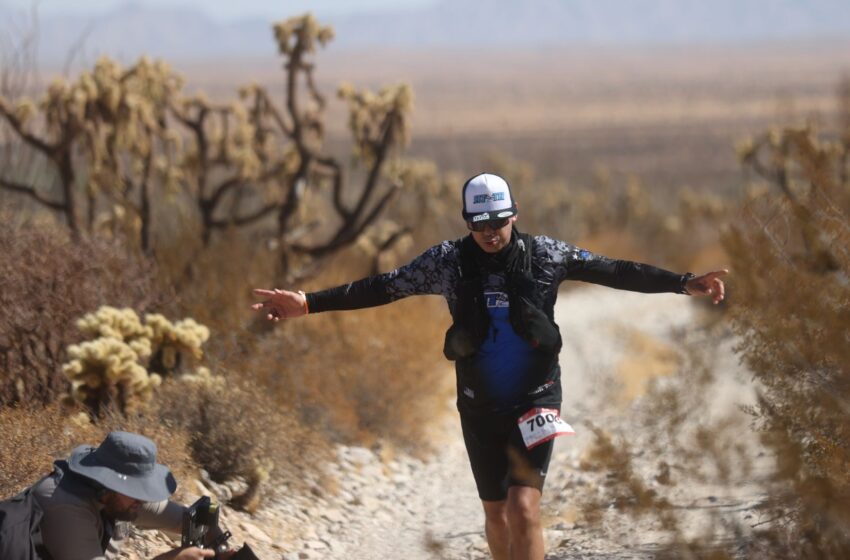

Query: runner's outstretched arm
[252,242,456,322]
[559,243,728,305]
[252,273,403,322]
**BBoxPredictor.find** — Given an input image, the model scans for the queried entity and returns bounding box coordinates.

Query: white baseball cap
[461,173,518,222]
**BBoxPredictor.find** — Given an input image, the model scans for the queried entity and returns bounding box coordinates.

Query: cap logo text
[473,193,505,204]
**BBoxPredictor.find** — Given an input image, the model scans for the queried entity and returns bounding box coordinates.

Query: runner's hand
[685,269,728,305]
[252,288,308,321]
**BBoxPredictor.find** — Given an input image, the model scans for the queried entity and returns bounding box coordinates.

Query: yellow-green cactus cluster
[178,366,225,390]
[145,314,210,364]
[63,306,213,415]
[63,329,160,415]
[76,306,153,357]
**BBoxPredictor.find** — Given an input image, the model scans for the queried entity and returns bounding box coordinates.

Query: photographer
[31,431,231,560]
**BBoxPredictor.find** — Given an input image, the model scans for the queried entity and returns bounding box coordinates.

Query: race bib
[518,408,575,449]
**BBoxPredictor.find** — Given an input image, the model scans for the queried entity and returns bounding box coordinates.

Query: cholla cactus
[62,306,215,417]
[178,366,225,390]
[63,336,159,416]
[145,314,210,375]
[76,306,153,357]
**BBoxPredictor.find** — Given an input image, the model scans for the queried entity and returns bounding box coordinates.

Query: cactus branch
[0,176,65,210]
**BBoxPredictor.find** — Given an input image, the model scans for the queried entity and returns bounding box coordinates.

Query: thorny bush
[723,118,850,557]
[0,221,167,407]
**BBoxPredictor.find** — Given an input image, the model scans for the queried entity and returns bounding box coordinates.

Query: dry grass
[251,291,453,454]
[0,403,196,501]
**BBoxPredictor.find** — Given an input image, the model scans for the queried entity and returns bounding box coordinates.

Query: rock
[299,526,319,541]
[392,472,411,485]
[239,521,272,545]
[303,540,328,550]
[194,479,213,496]
[344,446,375,466]
[320,508,345,524]
[324,537,348,554]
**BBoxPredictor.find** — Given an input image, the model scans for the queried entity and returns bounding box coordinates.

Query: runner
[252,173,727,560]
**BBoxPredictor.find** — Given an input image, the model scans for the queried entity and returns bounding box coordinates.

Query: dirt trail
[263,285,767,559]
[126,285,767,559]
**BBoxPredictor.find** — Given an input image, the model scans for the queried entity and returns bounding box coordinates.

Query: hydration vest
[443,233,562,361]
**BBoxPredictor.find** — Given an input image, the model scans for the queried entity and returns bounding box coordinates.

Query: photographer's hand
[154,546,215,560]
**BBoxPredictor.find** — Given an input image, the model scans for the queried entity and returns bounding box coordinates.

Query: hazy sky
[3,0,436,20]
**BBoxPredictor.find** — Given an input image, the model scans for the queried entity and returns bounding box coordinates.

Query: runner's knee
[506,489,541,528]
[482,500,508,525]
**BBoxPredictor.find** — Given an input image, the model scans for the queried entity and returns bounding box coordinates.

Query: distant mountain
[18,3,271,66]
[332,0,850,47]
[11,0,850,66]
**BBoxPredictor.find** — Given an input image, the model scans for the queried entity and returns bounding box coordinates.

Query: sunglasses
[466,217,511,232]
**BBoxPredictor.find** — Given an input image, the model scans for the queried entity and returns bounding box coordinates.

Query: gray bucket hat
[67,431,177,502]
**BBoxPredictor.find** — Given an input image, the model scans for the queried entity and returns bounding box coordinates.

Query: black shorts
[460,410,556,502]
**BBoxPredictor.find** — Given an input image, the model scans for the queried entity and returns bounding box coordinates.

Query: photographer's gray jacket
[32,460,183,560]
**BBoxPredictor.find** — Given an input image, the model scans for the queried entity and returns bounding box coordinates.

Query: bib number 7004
[517,408,575,449]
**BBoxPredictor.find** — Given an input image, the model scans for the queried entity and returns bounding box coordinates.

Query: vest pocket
[443,323,479,360]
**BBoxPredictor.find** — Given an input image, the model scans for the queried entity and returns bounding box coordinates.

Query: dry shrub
[578,423,676,528]
[564,115,850,556]
[157,379,263,482]
[722,120,850,557]
[153,375,323,503]
[0,220,167,407]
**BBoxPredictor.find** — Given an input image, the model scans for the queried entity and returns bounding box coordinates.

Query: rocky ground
[123,286,771,559]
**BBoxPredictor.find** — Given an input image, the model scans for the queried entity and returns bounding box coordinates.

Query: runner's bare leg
[482,500,510,560]
[506,486,544,560]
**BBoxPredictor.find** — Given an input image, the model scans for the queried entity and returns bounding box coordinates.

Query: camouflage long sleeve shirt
[306,235,688,415]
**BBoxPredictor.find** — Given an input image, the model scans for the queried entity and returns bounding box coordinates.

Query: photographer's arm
[135,499,184,534]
